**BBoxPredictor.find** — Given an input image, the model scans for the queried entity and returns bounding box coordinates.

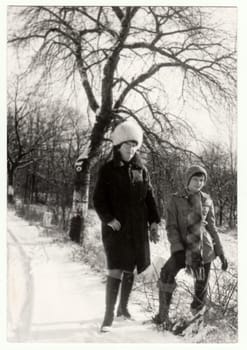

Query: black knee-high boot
[117,272,134,318]
[100,276,121,332]
[153,280,176,325]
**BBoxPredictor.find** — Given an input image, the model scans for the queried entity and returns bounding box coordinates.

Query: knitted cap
[111,119,143,149]
[186,165,207,186]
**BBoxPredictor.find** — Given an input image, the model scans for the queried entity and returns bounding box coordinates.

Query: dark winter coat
[93,152,160,274]
[166,189,224,263]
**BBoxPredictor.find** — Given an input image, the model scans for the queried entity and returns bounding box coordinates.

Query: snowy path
[7,210,181,343]
[7,228,34,341]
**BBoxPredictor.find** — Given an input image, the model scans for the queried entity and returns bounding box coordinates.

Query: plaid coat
[166,189,224,263]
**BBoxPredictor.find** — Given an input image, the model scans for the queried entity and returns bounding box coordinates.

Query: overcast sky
[6,5,237,153]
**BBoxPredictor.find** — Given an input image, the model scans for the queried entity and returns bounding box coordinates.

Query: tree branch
[114,62,180,109]
[112,7,124,21]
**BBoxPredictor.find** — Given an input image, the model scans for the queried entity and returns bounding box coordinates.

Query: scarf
[185,192,205,280]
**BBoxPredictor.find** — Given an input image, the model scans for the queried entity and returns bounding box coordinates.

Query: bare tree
[201,142,237,227]
[7,76,71,203]
[8,6,237,238]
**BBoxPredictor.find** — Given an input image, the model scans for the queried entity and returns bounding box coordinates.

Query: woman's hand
[107,218,121,231]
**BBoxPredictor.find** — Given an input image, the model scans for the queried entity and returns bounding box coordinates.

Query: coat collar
[175,188,209,201]
[112,151,144,169]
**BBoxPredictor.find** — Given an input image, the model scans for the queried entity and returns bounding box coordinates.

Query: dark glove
[219,254,228,271]
[187,252,205,281]
[194,265,205,281]
[186,264,205,281]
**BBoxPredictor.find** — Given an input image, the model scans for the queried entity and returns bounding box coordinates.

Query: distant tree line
[8,94,237,229]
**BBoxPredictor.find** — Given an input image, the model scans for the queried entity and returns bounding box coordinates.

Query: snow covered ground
[6,209,182,344]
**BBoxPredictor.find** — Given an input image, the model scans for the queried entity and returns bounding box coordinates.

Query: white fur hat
[111,119,143,149]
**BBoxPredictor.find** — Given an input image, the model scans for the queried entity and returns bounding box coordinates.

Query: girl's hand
[150,222,160,243]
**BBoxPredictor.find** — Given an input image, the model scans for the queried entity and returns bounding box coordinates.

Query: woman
[93,119,160,332]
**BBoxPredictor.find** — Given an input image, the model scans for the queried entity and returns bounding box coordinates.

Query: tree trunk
[7,167,15,204]
[68,109,113,244]
[229,200,237,229]
[228,208,234,228]
[69,160,90,244]
[219,205,224,226]
[24,173,29,204]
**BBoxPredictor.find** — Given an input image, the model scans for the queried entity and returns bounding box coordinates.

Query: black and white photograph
[2,0,243,347]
